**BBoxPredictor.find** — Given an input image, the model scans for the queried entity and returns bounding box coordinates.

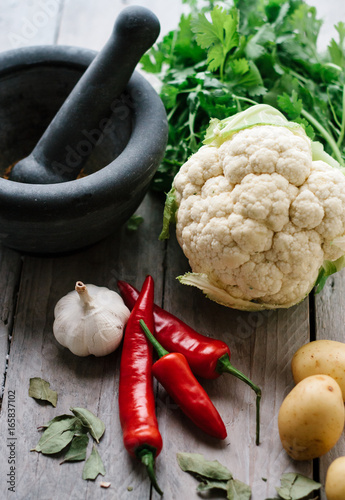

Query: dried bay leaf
[38,414,76,430]
[227,478,252,500]
[73,418,90,437]
[31,402,106,481]
[275,473,321,500]
[197,480,229,492]
[177,453,252,500]
[32,417,79,454]
[82,444,106,480]
[176,452,233,481]
[60,434,89,464]
[29,377,58,407]
[70,407,105,443]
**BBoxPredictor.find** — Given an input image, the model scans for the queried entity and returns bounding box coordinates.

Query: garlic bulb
[53,281,130,357]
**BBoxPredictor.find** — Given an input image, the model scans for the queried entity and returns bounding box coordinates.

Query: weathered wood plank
[0,248,22,407]
[0,0,65,414]
[0,0,344,499]
[314,271,345,500]
[294,2,345,498]
[0,192,166,499]
[158,233,312,499]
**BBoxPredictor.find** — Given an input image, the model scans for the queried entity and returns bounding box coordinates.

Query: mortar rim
[0,44,167,213]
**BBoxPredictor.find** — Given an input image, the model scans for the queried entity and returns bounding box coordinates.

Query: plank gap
[0,255,23,413]
[160,239,168,310]
[308,292,316,342]
[313,457,320,484]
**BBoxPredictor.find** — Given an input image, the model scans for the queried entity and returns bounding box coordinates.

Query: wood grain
[156,234,312,500]
[0,248,22,406]
[0,0,344,499]
[315,272,345,499]
[0,193,166,500]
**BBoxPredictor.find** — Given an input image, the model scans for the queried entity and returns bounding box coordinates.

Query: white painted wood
[308,0,345,50]
[0,0,64,51]
[57,0,185,50]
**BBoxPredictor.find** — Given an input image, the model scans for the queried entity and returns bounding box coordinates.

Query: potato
[291,340,345,401]
[278,375,345,461]
[325,456,345,500]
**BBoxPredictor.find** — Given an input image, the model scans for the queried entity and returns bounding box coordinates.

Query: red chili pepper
[117,279,261,445]
[118,275,163,496]
[140,319,227,440]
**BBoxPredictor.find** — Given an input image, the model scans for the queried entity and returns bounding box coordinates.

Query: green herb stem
[232,94,259,107]
[287,69,310,85]
[336,84,345,148]
[167,105,179,122]
[301,108,344,166]
[329,120,341,138]
[220,57,225,82]
[327,88,342,129]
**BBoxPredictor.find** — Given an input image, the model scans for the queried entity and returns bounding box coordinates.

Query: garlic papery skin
[53,281,130,357]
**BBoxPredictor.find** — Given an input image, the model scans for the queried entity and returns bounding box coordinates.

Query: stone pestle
[9,5,160,184]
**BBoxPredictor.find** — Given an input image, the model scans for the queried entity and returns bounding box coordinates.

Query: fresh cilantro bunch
[140,0,345,192]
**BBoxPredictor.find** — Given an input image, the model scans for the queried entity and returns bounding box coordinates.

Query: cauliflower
[162,104,345,311]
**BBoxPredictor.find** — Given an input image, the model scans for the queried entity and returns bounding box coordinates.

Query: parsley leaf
[191,6,239,79]
[141,0,345,192]
[328,22,345,67]
[277,90,303,120]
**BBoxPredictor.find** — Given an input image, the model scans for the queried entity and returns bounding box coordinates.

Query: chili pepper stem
[137,448,163,496]
[216,354,261,446]
[140,319,169,358]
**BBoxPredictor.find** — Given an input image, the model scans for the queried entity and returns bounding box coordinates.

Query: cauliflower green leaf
[203,104,305,147]
[177,273,301,311]
[159,187,178,240]
[315,255,345,294]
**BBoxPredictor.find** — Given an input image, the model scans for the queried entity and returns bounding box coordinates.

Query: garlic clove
[53,281,130,357]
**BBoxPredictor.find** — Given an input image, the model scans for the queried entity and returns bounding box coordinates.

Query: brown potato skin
[278,375,345,461]
[291,339,345,401]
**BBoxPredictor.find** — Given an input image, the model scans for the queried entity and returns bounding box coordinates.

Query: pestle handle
[10,6,160,184]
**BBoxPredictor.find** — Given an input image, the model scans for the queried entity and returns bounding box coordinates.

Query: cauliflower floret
[174,145,222,202]
[233,261,284,298]
[172,119,345,310]
[231,172,298,231]
[228,214,273,253]
[290,190,324,229]
[302,160,345,241]
[201,176,233,197]
[218,125,312,186]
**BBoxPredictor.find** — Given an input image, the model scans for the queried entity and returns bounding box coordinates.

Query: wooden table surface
[0,1,345,499]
